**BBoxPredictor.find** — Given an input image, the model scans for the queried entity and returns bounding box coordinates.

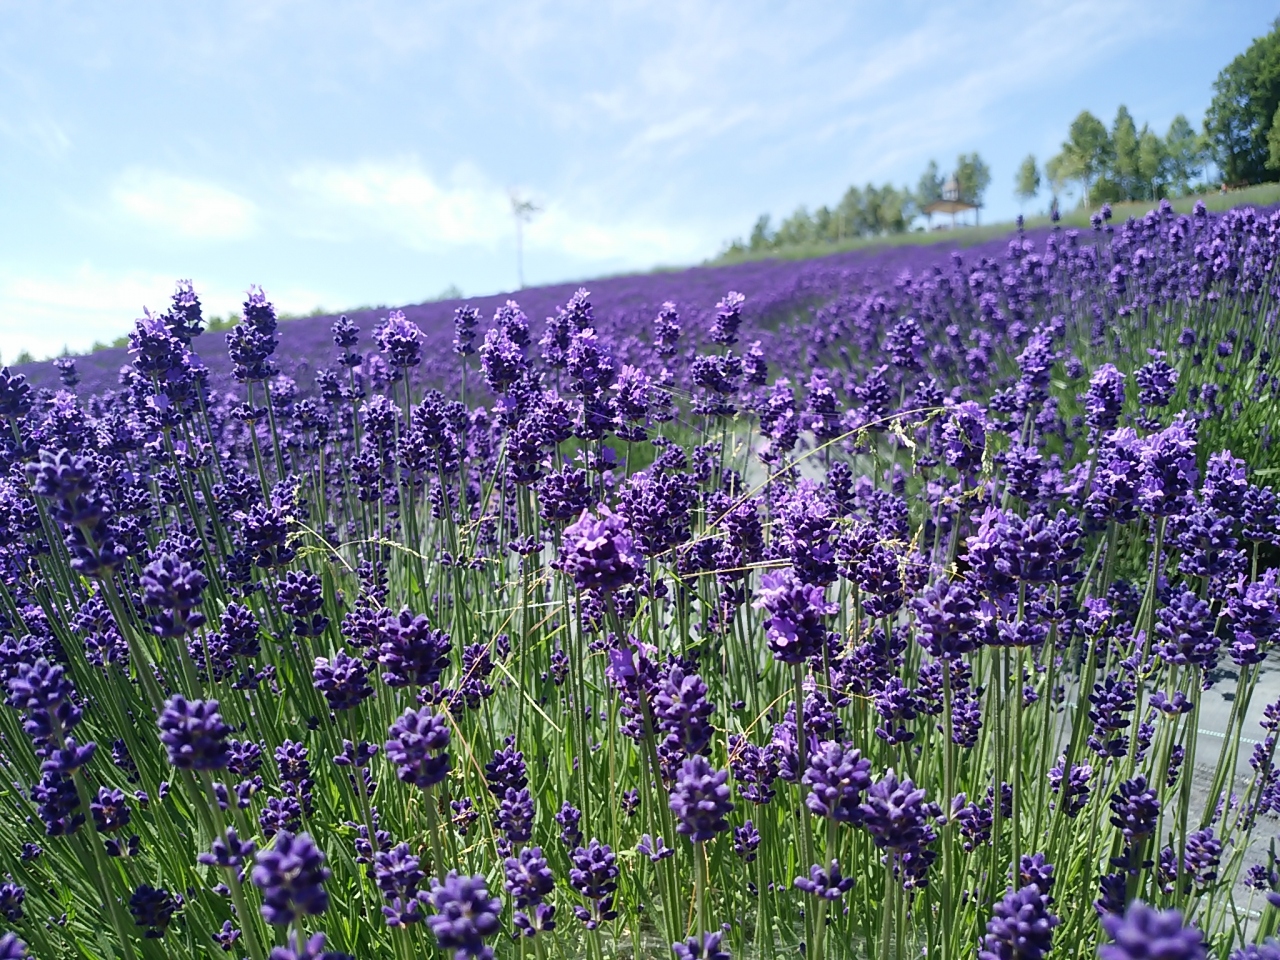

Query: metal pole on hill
[510,190,540,290]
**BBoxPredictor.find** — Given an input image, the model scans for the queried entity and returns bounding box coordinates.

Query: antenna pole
[509,191,541,290]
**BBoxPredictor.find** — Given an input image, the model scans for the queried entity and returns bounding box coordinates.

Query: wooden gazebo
[923,176,979,228]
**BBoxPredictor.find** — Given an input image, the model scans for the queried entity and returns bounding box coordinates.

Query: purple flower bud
[558,507,640,595]
[157,696,231,770]
[803,740,872,823]
[860,769,939,888]
[669,756,733,842]
[140,554,208,637]
[794,859,857,900]
[753,569,836,664]
[199,827,256,869]
[426,872,502,960]
[1084,364,1126,432]
[978,883,1059,960]
[376,310,424,371]
[568,840,619,929]
[251,831,330,926]
[504,846,555,908]
[129,883,180,938]
[1099,902,1205,960]
[673,932,731,960]
[709,291,746,346]
[267,931,353,960]
[378,608,453,688]
[313,650,374,710]
[385,707,451,790]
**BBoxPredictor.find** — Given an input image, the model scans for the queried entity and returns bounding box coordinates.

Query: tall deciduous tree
[1047,110,1112,206]
[954,153,991,210]
[1164,115,1207,195]
[748,215,773,251]
[1111,106,1141,199]
[1206,18,1280,184]
[1014,155,1041,206]
[1137,127,1167,200]
[916,160,944,208]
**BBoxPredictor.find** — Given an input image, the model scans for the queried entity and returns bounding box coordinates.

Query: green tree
[954,152,991,210]
[836,185,870,238]
[1137,127,1167,199]
[1205,18,1280,184]
[1267,100,1280,172]
[870,184,914,233]
[916,159,944,208]
[1165,114,1207,194]
[1111,106,1141,199]
[1014,155,1041,206]
[1269,100,1280,170]
[775,206,815,247]
[748,214,774,251]
[813,204,834,241]
[1047,110,1112,205]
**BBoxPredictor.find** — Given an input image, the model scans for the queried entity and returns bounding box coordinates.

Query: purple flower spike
[157,695,231,770]
[568,840,619,929]
[378,608,453,688]
[1099,902,1205,960]
[376,310,424,371]
[794,860,856,900]
[199,827,256,869]
[129,883,179,938]
[426,872,502,960]
[140,553,208,637]
[673,932,732,960]
[978,884,1060,960]
[669,756,733,842]
[385,707,451,790]
[754,569,836,664]
[803,740,873,823]
[710,291,746,346]
[1084,364,1126,432]
[313,650,374,710]
[504,846,555,912]
[251,831,331,926]
[860,769,939,888]
[267,931,354,960]
[1231,945,1280,960]
[558,507,641,595]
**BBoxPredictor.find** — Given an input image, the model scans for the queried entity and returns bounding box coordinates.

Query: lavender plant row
[0,200,1277,960]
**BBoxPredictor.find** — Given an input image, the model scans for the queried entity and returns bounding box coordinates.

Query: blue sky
[0,0,1272,360]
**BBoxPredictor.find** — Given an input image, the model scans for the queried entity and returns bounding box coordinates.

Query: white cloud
[111,169,259,241]
[290,157,709,265]
[290,159,510,249]
[0,114,72,158]
[0,265,330,361]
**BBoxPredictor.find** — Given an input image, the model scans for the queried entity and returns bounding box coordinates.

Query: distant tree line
[723,17,1280,258]
[1014,109,1211,209]
[725,152,991,255]
[1020,18,1280,207]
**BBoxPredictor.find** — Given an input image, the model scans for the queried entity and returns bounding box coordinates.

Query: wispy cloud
[289,156,709,265]
[0,113,71,158]
[111,169,259,241]
[290,159,510,249]
[0,266,183,360]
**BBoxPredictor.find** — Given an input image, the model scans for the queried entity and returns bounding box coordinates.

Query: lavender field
[0,200,1278,960]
